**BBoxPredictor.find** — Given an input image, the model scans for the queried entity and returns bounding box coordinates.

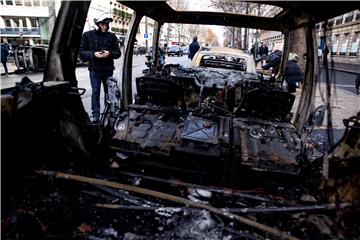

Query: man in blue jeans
[80,12,121,124]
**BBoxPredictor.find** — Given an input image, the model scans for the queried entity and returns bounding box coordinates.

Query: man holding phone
[80,12,121,124]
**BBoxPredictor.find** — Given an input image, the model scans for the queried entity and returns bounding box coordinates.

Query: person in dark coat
[284,53,303,93]
[188,36,200,60]
[261,50,282,75]
[355,73,360,95]
[258,42,268,65]
[79,12,121,124]
[262,51,303,93]
[1,41,10,76]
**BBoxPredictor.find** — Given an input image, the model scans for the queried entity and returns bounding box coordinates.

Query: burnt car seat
[135,76,186,110]
[235,88,295,121]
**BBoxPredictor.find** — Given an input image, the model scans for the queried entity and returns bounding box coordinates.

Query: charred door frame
[44,1,90,85]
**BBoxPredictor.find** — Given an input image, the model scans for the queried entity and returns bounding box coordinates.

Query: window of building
[41,0,47,7]
[20,18,27,29]
[33,0,40,6]
[4,19,12,28]
[5,0,13,5]
[13,18,19,28]
[331,35,339,55]
[30,18,38,28]
[350,32,359,56]
[24,0,31,6]
[0,0,4,5]
[344,14,353,23]
[327,20,334,28]
[356,12,360,21]
[335,17,343,25]
[14,0,22,6]
[340,33,350,55]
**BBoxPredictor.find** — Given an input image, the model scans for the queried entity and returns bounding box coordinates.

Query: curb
[320,67,359,75]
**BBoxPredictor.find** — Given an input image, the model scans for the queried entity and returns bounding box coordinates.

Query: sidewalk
[0,62,18,75]
[321,61,360,74]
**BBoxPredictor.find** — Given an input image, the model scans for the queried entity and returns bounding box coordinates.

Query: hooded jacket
[79,29,121,72]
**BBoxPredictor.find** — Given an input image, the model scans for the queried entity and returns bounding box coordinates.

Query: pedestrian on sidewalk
[1,40,10,76]
[318,47,323,66]
[188,36,200,60]
[258,42,269,65]
[355,73,360,95]
[284,53,303,93]
[79,12,121,124]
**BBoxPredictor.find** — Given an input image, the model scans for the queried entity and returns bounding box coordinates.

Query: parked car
[182,46,189,55]
[167,45,183,56]
[13,44,48,73]
[2,1,359,240]
[191,46,256,73]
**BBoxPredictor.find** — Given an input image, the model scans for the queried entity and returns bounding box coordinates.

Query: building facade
[316,10,360,65]
[109,0,132,38]
[0,0,61,45]
[259,9,360,66]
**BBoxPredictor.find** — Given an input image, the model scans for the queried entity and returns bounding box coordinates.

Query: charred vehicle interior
[2,1,360,239]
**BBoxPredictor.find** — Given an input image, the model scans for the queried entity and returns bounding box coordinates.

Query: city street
[319,68,359,95]
[1,54,358,124]
[1,54,192,116]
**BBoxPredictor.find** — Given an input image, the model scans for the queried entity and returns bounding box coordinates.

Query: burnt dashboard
[111,65,300,175]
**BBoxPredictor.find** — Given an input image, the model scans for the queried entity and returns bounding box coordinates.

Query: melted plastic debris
[306,133,327,160]
[154,207,182,217]
[161,210,224,240]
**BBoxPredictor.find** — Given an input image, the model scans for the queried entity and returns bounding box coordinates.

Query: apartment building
[259,8,360,66]
[0,0,61,45]
[316,10,360,65]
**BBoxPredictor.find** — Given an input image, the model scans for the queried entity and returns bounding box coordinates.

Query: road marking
[335,84,356,87]
[336,87,358,97]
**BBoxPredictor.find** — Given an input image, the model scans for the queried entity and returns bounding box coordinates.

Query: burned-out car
[2,1,360,240]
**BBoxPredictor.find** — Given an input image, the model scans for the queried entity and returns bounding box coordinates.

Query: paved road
[319,68,358,96]
[1,55,357,117]
[1,55,192,116]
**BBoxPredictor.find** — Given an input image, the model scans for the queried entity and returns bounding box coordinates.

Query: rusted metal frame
[277,29,291,83]
[117,170,279,204]
[36,170,299,240]
[151,21,161,72]
[44,1,91,83]
[95,202,354,214]
[294,23,317,137]
[121,11,142,109]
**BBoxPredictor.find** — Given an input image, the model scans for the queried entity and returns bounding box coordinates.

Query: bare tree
[186,24,201,40]
[205,28,220,46]
[166,0,189,45]
[210,0,266,49]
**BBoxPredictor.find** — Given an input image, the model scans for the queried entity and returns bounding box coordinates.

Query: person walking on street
[188,36,200,60]
[355,73,360,95]
[262,51,303,93]
[261,49,282,76]
[79,12,121,124]
[1,40,10,76]
[258,42,268,65]
[284,53,303,93]
[318,47,323,66]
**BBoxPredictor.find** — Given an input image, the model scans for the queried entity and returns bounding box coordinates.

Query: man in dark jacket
[285,53,303,93]
[262,51,303,93]
[258,42,268,65]
[188,36,200,60]
[261,50,282,75]
[80,12,121,124]
[1,41,10,76]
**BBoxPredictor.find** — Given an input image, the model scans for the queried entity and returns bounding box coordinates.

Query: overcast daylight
[1,1,359,239]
